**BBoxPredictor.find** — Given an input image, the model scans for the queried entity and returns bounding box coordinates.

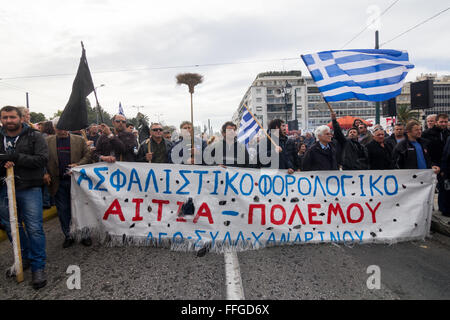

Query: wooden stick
[80,129,88,142]
[6,167,24,283]
[242,103,278,148]
[325,101,334,113]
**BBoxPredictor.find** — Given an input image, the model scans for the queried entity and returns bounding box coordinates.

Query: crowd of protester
[0,104,449,289]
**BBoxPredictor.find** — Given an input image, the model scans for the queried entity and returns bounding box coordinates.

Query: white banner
[71,163,437,251]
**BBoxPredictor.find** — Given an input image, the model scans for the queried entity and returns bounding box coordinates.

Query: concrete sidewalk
[430,194,450,237]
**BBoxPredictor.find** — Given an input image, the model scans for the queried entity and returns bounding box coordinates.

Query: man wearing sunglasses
[136,123,172,163]
[93,114,138,163]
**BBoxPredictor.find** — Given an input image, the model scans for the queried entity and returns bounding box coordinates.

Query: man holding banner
[44,125,92,248]
[0,106,48,289]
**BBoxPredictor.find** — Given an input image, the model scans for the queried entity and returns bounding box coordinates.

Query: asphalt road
[0,217,449,300]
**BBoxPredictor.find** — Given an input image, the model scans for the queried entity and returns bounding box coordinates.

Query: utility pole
[26,92,29,109]
[375,30,380,125]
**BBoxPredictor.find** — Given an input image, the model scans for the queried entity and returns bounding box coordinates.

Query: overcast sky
[0,0,449,131]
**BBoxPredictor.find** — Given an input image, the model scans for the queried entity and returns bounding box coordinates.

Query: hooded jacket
[0,123,48,190]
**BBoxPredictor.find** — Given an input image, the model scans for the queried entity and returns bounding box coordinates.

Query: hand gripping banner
[71,163,437,252]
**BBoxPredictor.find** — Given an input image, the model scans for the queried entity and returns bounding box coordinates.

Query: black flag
[57,42,94,131]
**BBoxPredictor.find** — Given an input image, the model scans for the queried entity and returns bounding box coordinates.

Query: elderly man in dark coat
[302,125,338,171]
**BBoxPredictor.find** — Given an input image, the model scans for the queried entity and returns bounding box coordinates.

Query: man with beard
[0,106,48,289]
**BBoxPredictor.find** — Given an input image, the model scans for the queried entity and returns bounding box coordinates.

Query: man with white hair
[302,125,338,171]
[425,114,437,130]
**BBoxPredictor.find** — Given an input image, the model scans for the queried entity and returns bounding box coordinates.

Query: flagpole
[81,41,104,124]
[242,103,278,148]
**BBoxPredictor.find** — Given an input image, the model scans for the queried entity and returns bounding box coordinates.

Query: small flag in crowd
[57,42,95,131]
[237,108,260,147]
[301,49,414,102]
[118,102,125,116]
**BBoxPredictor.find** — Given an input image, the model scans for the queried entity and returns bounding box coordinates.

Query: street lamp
[283,81,292,123]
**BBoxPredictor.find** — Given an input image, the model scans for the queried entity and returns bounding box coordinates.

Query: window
[256,88,261,94]
[256,106,263,112]
[256,97,262,103]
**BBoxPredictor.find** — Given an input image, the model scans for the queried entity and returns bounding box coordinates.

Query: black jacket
[93,131,138,162]
[393,137,432,169]
[422,126,450,166]
[257,134,297,170]
[441,136,450,178]
[366,140,395,170]
[0,124,48,190]
[384,133,406,150]
[302,141,339,171]
[332,119,368,170]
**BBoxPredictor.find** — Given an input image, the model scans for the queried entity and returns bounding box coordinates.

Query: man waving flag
[301,49,414,102]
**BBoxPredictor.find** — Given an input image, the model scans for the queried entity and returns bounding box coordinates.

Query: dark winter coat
[421,126,450,166]
[393,137,432,169]
[302,141,339,171]
[257,134,297,170]
[332,119,368,170]
[366,140,395,170]
[93,131,138,162]
[0,124,48,190]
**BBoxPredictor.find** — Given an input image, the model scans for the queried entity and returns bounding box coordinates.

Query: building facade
[234,71,376,132]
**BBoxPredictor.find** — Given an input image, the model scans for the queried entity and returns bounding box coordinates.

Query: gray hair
[314,125,330,137]
[426,114,437,121]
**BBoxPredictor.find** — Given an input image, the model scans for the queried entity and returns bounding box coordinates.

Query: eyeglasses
[151,128,163,132]
[114,120,126,124]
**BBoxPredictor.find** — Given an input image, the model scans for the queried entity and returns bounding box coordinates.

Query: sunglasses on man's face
[152,128,163,132]
[115,120,126,124]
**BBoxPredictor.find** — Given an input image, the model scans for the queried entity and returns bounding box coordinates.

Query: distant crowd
[0,104,449,290]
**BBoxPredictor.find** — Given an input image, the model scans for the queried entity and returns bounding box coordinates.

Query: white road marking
[224,248,245,300]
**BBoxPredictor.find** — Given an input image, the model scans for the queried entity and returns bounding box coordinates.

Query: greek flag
[301,49,414,102]
[237,108,260,147]
[118,102,125,116]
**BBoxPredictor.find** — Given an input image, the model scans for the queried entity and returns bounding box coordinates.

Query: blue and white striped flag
[237,108,260,147]
[118,102,125,116]
[301,49,414,102]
